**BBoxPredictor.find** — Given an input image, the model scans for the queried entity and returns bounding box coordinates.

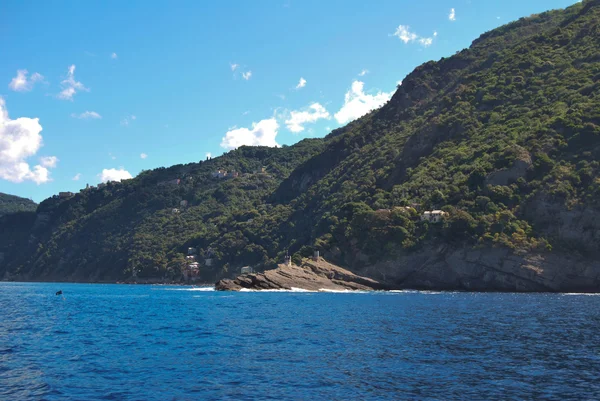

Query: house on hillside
[421,210,447,223]
[212,170,228,179]
[58,192,74,199]
[183,262,200,280]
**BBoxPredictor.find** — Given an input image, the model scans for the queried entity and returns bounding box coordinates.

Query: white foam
[317,289,370,293]
[237,287,375,293]
[389,290,448,294]
[562,293,600,296]
[162,286,215,291]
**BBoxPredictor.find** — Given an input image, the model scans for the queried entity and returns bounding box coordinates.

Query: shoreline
[2,280,600,294]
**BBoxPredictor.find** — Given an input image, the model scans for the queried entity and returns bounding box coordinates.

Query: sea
[1,282,599,400]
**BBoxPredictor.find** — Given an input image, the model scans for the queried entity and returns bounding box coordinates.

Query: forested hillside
[1,0,599,289]
[0,193,36,218]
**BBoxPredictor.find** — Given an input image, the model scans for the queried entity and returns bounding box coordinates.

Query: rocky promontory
[215,258,387,291]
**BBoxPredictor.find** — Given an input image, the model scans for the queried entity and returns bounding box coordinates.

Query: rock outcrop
[361,246,600,292]
[215,258,387,291]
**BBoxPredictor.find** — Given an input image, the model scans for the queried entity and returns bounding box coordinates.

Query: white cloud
[242,110,250,116]
[39,156,59,168]
[120,115,136,126]
[295,77,307,89]
[71,111,102,119]
[230,63,239,72]
[449,8,456,21]
[9,70,44,92]
[57,65,88,100]
[140,153,147,159]
[358,69,369,77]
[285,103,330,133]
[392,25,418,44]
[334,81,393,124]
[419,37,433,47]
[111,52,118,59]
[392,25,437,47]
[98,167,133,183]
[0,97,55,184]
[242,71,252,80]
[220,118,279,150]
[73,173,82,181]
[205,152,212,159]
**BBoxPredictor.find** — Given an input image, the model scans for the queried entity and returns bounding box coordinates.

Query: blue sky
[0,0,579,202]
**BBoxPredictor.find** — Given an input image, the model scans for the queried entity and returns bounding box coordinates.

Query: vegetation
[0,193,37,218]
[1,0,598,282]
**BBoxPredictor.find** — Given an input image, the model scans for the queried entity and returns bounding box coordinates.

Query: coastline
[3,279,600,294]
[4,255,600,294]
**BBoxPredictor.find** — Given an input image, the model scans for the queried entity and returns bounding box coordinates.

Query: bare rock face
[362,245,600,293]
[485,148,532,186]
[521,192,600,257]
[215,258,387,291]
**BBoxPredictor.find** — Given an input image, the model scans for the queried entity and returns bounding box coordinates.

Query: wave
[562,293,600,296]
[239,287,377,293]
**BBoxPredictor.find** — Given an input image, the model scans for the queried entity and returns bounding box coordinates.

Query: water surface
[1,282,599,400]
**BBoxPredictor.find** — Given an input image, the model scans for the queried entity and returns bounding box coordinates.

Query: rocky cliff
[360,246,600,292]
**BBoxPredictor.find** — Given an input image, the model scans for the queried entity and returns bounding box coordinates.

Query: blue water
[1,283,600,400]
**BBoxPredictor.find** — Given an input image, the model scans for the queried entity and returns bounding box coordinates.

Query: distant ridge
[0,192,37,218]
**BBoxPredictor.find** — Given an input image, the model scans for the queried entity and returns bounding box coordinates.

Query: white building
[421,210,447,223]
[240,266,253,274]
[212,170,228,179]
[184,262,200,280]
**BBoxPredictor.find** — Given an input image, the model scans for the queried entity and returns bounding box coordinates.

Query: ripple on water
[1,283,600,400]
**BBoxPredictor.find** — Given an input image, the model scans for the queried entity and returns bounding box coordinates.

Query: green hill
[1,0,599,290]
[0,193,37,218]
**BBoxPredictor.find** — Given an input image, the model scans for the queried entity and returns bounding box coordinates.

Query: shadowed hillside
[0,193,37,218]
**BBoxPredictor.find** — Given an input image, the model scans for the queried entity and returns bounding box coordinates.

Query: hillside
[1,0,599,290]
[0,193,37,218]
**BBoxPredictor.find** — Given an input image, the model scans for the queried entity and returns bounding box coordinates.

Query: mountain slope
[1,0,599,289]
[0,193,37,218]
